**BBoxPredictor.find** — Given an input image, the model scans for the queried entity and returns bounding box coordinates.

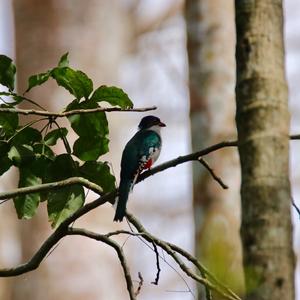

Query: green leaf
[44,128,68,146]
[90,85,133,109]
[26,71,51,93]
[30,155,52,202]
[0,104,18,135]
[46,153,78,182]
[8,145,35,166]
[0,92,23,106]
[14,167,42,219]
[11,127,42,145]
[33,143,55,159]
[73,136,109,161]
[58,52,69,68]
[0,91,11,96]
[80,161,116,193]
[0,141,12,175]
[45,153,83,225]
[66,100,108,137]
[51,67,93,100]
[0,55,16,91]
[48,184,84,228]
[11,94,24,105]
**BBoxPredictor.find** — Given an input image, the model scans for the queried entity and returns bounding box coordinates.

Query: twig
[67,227,136,300]
[198,157,228,189]
[1,135,299,204]
[0,106,157,118]
[0,140,236,204]
[126,213,241,300]
[292,198,300,219]
[108,229,195,298]
[167,242,238,300]
[151,242,161,285]
[290,134,300,140]
[137,140,238,183]
[1,134,298,296]
[135,272,144,296]
[0,177,103,201]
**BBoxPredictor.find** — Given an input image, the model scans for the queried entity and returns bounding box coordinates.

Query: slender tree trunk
[185,0,244,298]
[12,1,132,299]
[235,1,295,299]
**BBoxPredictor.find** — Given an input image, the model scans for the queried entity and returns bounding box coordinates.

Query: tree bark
[12,1,132,299]
[185,0,244,298]
[235,1,295,299]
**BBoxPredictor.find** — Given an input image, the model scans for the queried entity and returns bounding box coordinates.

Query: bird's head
[138,115,166,130]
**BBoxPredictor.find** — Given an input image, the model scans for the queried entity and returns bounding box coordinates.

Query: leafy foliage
[14,167,42,219]
[80,161,116,193]
[0,104,18,136]
[51,67,93,100]
[91,85,133,108]
[44,128,68,146]
[0,53,135,226]
[0,55,16,91]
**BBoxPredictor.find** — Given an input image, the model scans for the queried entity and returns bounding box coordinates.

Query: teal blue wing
[115,130,161,221]
[120,130,161,180]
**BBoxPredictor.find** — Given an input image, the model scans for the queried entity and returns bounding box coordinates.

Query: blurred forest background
[0,0,299,299]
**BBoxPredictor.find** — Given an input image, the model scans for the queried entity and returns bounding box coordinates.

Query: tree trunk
[235,1,295,299]
[12,1,132,299]
[185,0,244,298]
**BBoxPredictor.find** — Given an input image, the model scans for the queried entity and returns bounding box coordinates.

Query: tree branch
[1,135,299,294]
[0,106,157,118]
[137,140,238,182]
[125,213,241,300]
[135,272,144,296]
[68,226,240,300]
[67,227,136,300]
[0,177,103,201]
[198,157,229,189]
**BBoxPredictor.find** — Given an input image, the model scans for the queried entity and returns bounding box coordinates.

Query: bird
[113,115,166,222]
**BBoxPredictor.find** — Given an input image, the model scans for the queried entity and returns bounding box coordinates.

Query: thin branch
[135,272,144,297]
[1,135,299,286]
[137,140,238,183]
[67,226,239,300]
[166,242,238,300]
[198,157,228,189]
[126,213,241,300]
[67,227,136,300]
[0,106,157,118]
[0,177,103,201]
[290,134,300,140]
[292,198,300,219]
[0,140,237,204]
[151,242,161,285]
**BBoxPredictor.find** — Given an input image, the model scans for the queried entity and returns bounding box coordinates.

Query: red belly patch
[143,159,153,170]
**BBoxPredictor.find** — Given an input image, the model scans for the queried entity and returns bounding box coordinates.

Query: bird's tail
[113,178,132,222]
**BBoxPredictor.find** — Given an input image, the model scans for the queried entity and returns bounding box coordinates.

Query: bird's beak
[159,121,166,127]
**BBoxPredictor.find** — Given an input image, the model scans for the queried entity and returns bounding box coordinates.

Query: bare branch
[0,106,157,118]
[0,177,103,201]
[1,135,299,287]
[198,157,228,189]
[290,134,300,140]
[135,272,144,297]
[67,227,136,300]
[126,213,242,300]
[137,140,238,183]
[151,242,161,285]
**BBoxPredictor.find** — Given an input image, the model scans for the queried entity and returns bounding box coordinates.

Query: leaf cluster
[0,53,133,227]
